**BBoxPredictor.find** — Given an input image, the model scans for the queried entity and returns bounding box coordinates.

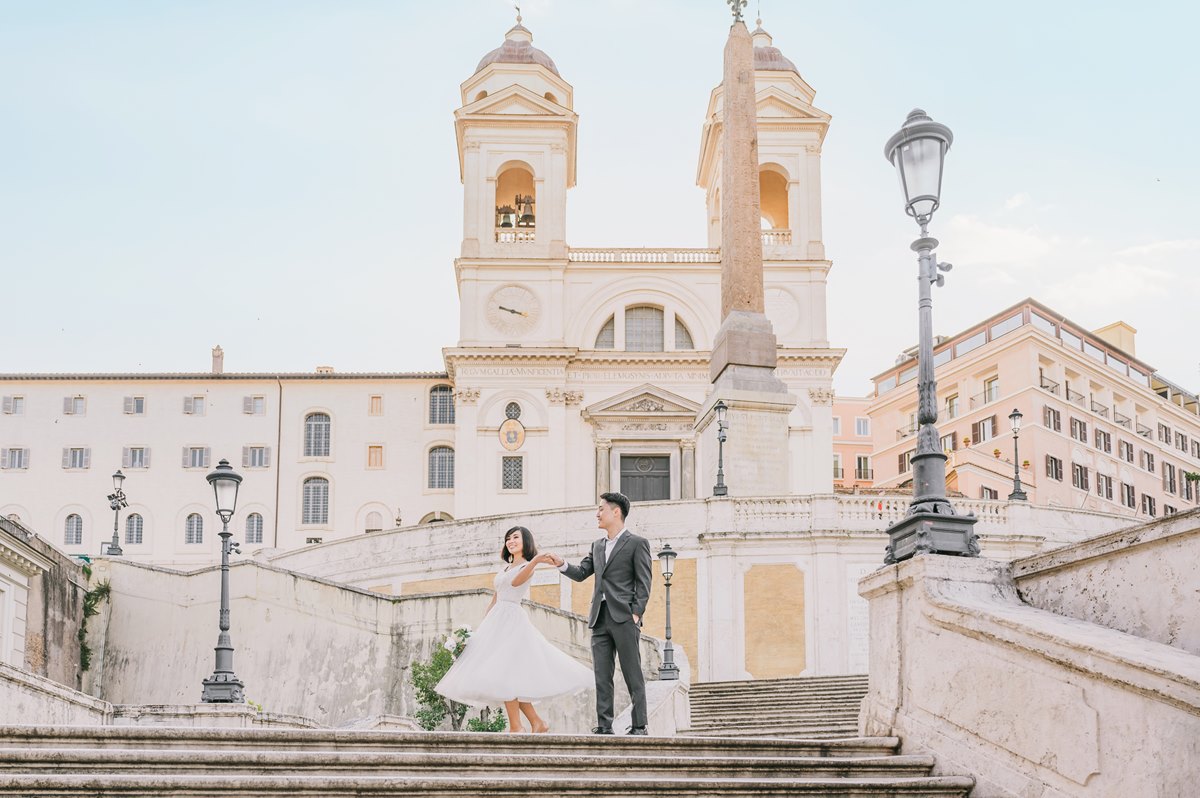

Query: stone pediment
[755,87,829,122]
[462,85,567,118]
[583,384,700,419]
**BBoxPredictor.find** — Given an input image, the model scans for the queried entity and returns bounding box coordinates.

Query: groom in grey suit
[552,492,653,735]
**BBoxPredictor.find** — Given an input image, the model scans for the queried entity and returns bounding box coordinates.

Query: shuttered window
[183,396,205,415]
[242,446,270,468]
[243,396,265,415]
[971,416,997,443]
[1,448,29,469]
[2,396,25,415]
[182,447,210,469]
[123,447,149,469]
[62,396,86,415]
[62,448,90,469]
[302,477,330,524]
[185,513,204,544]
[304,413,331,457]
[123,396,146,415]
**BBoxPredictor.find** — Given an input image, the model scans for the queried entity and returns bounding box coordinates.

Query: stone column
[595,438,612,496]
[680,439,696,500]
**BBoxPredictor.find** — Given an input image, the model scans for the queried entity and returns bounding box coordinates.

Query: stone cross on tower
[697,14,796,498]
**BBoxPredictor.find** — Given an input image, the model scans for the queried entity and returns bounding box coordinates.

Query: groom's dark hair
[600,492,630,520]
[500,526,537,562]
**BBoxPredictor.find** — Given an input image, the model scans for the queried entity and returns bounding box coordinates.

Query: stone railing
[495,228,535,243]
[761,229,792,246]
[568,248,720,264]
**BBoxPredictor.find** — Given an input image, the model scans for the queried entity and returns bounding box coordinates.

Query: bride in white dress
[435,526,593,733]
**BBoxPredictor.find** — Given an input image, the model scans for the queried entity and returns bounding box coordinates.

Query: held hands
[538,552,564,567]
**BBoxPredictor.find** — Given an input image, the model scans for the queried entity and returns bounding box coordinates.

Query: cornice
[0,537,52,577]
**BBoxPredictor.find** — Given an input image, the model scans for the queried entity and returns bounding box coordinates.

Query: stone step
[0,773,976,796]
[0,748,938,779]
[0,726,901,759]
[691,688,867,701]
[693,676,868,690]
[685,726,861,740]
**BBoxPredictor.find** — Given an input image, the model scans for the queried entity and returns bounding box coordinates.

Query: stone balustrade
[568,248,720,264]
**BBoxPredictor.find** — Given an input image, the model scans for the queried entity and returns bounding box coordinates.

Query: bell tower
[454,16,577,262]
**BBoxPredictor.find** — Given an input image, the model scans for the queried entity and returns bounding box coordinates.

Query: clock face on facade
[485,285,540,337]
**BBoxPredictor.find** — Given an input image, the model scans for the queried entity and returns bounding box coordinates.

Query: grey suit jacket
[561,531,653,627]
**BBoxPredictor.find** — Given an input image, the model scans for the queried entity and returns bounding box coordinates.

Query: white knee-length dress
[435,565,592,706]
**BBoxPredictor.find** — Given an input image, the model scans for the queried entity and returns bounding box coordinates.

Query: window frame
[500,454,525,492]
[427,445,455,491]
[303,412,332,458]
[428,385,455,426]
[301,476,331,526]
[184,513,204,544]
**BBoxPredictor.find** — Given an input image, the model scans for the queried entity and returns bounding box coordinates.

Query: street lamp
[882,109,980,564]
[105,470,127,556]
[1008,408,1028,501]
[713,400,729,497]
[200,459,245,703]
[656,544,679,681]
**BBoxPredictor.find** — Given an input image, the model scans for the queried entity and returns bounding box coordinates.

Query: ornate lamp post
[105,470,127,556]
[1008,408,1028,501]
[882,109,980,564]
[656,544,680,680]
[200,459,245,703]
[713,400,729,497]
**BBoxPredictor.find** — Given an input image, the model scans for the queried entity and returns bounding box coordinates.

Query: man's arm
[630,536,653,620]
[554,549,594,583]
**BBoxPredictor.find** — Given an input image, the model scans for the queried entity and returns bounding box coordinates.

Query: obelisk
[698,6,796,497]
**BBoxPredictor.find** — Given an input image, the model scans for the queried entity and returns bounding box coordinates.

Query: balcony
[943,404,958,420]
[854,468,874,480]
[567,247,720,263]
[761,229,792,246]
[1113,410,1132,429]
[1039,376,1060,395]
[970,389,999,409]
[496,228,535,244]
[1066,388,1086,407]
[896,424,916,441]
[1136,423,1153,439]
[1090,400,1109,419]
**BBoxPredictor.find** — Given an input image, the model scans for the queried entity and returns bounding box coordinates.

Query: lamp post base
[658,663,680,681]
[884,511,980,564]
[200,673,245,704]
[1007,489,1028,501]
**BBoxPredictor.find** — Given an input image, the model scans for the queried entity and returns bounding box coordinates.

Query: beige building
[0,20,842,564]
[869,298,1200,516]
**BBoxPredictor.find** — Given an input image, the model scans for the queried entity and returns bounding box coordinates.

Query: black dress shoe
[591,726,614,735]
[626,725,648,736]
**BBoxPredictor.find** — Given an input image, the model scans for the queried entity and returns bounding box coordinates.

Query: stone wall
[859,554,1200,797]
[0,661,110,726]
[84,558,658,732]
[1013,508,1200,656]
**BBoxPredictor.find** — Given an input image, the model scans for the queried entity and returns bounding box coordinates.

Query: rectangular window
[1141,450,1156,472]
[1176,432,1188,452]
[1045,455,1063,482]
[1043,406,1062,432]
[972,416,996,443]
[956,330,986,356]
[1069,417,1088,443]
[1118,440,1134,463]
[1096,473,1113,500]
[1163,462,1177,494]
[124,396,146,415]
[242,446,269,468]
[898,450,914,473]
[989,313,1023,339]
[183,446,210,469]
[1121,483,1136,508]
[1060,328,1082,350]
[369,395,384,416]
[855,455,871,480]
[1083,341,1106,362]
[63,447,90,469]
[945,394,959,419]
[1165,504,1178,516]
[123,447,149,469]
[243,396,266,415]
[367,445,384,469]
[932,347,952,368]
[1071,462,1090,491]
[1031,311,1057,335]
[501,455,524,490]
[980,486,999,499]
[831,416,841,436]
[1141,494,1156,516]
[1094,429,1111,454]
[984,377,1000,403]
[2,448,29,470]
[1158,423,1171,444]
[832,453,843,479]
[306,537,324,545]
[855,417,870,437]
[183,396,206,415]
[2,396,25,415]
[940,432,957,452]
[1192,440,1200,460]
[63,396,86,415]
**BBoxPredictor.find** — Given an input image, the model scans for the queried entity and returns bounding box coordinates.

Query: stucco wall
[0,661,110,726]
[84,558,657,731]
[1013,508,1200,656]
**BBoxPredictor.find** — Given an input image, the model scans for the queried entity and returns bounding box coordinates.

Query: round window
[504,402,522,420]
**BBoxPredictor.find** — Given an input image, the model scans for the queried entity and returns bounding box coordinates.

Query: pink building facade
[832,395,873,490]
[869,299,1200,518]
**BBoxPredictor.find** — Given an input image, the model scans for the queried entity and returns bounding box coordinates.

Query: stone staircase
[0,723,974,796]
[685,674,870,739]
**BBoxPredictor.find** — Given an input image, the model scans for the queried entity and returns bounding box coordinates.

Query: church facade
[0,20,842,565]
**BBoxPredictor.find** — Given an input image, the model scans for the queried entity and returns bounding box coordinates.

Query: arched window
[302,478,329,525]
[185,513,203,544]
[125,513,143,545]
[365,511,383,533]
[64,514,83,546]
[245,512,264,544]
[675,317,694,349]
[429,385,455,425]
[625,306,665,352]
[504,402,522,420]
[759,168,789,230]
[428,446,455,489]
[304,413,331,457]
[420,511,454,524]
[495,165,535,230]
[594,316,615,349]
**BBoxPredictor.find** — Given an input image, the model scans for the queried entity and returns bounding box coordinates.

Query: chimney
[211,345,224,374]
[1091,321,1137,357]
[315,365,334,375]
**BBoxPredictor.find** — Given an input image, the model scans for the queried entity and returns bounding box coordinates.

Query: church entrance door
[620,455,671,502]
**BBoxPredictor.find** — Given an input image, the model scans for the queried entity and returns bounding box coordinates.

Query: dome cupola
[475,15,560,77]
[751,19,799,75]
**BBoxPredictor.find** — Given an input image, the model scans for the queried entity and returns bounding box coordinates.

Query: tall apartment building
[831,395,873,489]
[869,299,1200,517]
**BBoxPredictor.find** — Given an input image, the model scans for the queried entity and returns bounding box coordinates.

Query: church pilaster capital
[546,388,584,405]
[454,387,481,405]
[549,142,566,153]
[595,438,612,451]
[463,141,481,152]
[804,144,822,154]
[679,438,696,451]
[808,387,834,406]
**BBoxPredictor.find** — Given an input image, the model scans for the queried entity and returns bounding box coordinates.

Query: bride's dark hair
[500,525,537,562]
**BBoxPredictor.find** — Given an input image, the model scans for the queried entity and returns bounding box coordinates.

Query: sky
[2,0,1197,395]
